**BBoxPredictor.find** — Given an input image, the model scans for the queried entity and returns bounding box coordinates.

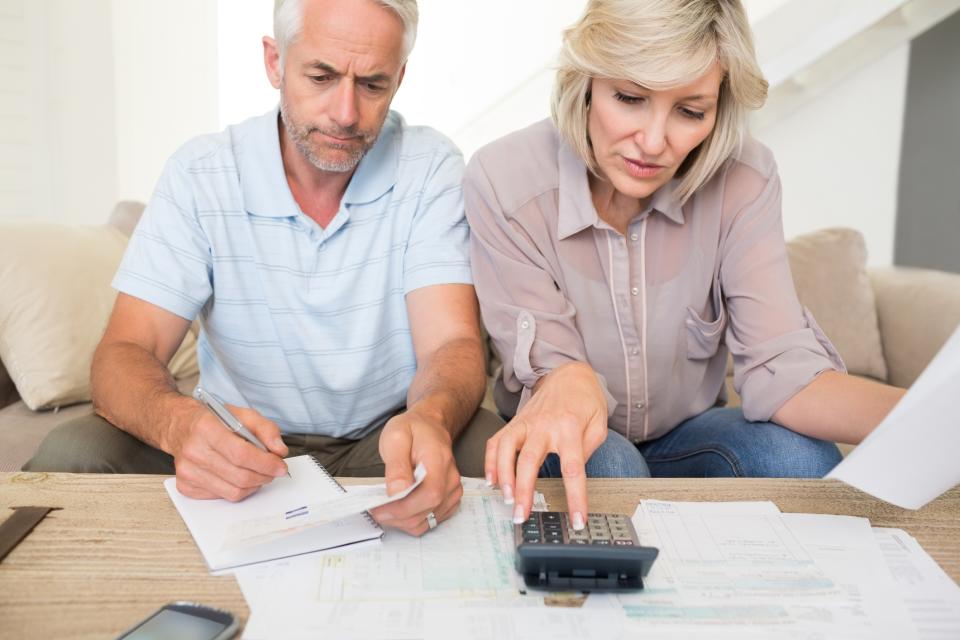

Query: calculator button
[543,522,562,531]
[570,539,589,545]
[592,539,612,545]
[544,531,563,541]
[542,513,561,522]
[547,538,563,544]
[614,540,634,546]
[524,535,541,544]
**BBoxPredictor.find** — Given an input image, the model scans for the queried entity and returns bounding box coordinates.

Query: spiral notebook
[164,455,383,574]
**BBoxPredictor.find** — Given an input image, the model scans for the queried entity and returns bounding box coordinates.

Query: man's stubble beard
[279,89,382,174]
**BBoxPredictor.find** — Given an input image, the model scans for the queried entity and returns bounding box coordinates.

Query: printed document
[591,500,916,639]
[874,527,960,639]
[240,481,549,639]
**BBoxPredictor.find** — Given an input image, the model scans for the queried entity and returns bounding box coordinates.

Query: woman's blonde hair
[551,0,768,204]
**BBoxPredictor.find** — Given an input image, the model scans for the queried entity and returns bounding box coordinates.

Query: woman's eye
[614,92,642,105]
[680,107,706,121]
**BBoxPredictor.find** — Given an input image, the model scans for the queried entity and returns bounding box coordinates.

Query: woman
[464,0,905,530]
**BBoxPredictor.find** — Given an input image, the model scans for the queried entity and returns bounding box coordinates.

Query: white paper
[874,527,960,639]
[223,463,426,548]
[604,501,916,639]
[827,325,960,509]
[239,489,550,639]
[164,455,382,573]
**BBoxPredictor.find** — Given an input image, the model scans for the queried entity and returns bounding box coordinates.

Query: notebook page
[164,455,382,573]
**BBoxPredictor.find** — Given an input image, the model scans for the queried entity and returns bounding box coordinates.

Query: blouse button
[630,287,639,296]
[520,320,530,329]
[631,348,640,356]
[630,233,639,242]
[635,402,645,410]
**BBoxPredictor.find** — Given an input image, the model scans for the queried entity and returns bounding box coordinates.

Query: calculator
[515,511,658,591]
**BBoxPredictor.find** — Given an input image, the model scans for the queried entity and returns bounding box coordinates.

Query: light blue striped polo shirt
[113,107,472,438]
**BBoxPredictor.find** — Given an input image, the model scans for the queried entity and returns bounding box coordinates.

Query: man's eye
[309,75,331,84]
[365,83,386,93]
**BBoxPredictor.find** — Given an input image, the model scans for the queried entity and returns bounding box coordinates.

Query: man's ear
[263,36,283,90]
[397,63,406,90]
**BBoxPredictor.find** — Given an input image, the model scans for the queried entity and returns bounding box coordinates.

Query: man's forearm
[405,336,486,438]
[90,341,197,453]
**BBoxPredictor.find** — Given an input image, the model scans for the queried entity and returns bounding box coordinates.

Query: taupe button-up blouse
[464,119,845,443]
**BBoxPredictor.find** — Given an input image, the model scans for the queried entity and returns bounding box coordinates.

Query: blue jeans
[539,407,842,479]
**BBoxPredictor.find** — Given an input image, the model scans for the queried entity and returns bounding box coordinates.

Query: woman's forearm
[772,370,906,445]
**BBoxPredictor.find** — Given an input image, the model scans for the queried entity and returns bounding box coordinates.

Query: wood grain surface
[1,472,957,639]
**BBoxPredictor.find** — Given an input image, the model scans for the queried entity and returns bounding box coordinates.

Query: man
[25,0,502,537]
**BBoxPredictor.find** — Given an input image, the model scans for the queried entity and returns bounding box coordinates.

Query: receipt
[222,463,426,549]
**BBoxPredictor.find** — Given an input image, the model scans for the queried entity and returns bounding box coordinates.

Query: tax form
[874,527,960,639]
[590,500,916,640]
[239,480,550,640]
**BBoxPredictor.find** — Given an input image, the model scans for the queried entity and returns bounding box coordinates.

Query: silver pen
[193,387,291,477]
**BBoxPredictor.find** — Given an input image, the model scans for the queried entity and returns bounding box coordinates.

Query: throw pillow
[0,223,198,410]
[785,228,887,381]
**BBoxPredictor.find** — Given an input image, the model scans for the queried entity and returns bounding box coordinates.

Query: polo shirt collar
[556,138,685,240]
[237,106,301,218]
[237,106,400,218]
[341,112,400,205]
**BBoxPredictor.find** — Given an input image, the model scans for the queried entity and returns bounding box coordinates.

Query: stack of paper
[235,493,960,640]
[238,479,549,639]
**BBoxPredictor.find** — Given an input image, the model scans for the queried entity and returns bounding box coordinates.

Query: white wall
[0,0,219,225]
[0,1,116,224]
[217,0,274,128]
[112,0,219,206]
[754,44,909,266]
[3,0,911,260]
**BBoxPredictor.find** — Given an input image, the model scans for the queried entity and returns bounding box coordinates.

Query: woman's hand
[485,362,608,530]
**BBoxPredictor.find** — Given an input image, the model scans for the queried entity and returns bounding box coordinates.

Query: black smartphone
[115,601,239,640]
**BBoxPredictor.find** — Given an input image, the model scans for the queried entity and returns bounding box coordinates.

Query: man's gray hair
[274,0,418,65]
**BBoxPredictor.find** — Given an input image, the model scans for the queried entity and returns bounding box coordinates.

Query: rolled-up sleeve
[464,156,616,412]
[719,165,846,422]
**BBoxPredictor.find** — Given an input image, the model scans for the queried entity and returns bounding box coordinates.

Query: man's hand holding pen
[168,392,290,502]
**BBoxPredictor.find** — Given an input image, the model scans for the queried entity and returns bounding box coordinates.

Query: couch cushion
[0,373,200,472]
[0,359,18,409]
[0,399,95,472]
[0,222,198,411]
[785,228,887,382]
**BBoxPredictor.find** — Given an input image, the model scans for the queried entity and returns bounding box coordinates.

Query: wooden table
[1,472,958,639]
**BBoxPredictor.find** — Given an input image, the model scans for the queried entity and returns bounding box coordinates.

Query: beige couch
[2,205,959,471]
